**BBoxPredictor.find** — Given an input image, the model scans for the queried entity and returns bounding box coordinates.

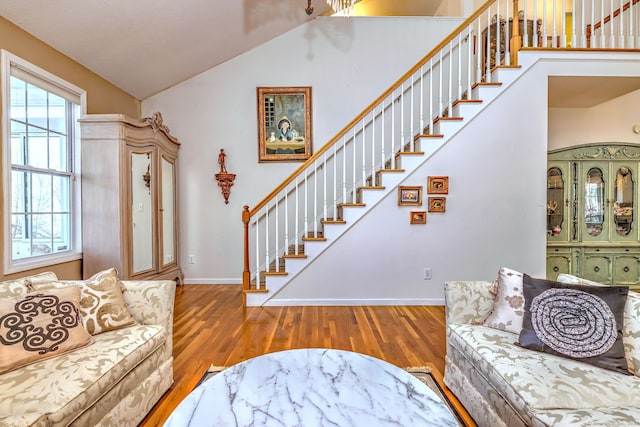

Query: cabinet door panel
[547,253,572,280]
[547,162,571,242]
[160,155,177,268]
[581,252,612,284]
[613,254,640,286]
[130,151,155,275]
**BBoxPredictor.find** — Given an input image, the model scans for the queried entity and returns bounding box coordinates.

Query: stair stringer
[246,66,531,307]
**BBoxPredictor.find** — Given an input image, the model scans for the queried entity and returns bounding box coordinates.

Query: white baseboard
[182,278,242,285]
[260,298,445,306]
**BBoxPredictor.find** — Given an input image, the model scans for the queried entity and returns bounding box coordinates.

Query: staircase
[242,0,640,306]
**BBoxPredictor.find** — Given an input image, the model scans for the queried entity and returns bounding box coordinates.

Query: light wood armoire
[79,113,183,284]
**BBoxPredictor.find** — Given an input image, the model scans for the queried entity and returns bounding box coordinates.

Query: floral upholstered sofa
[444,270,640,427]
[0,269,176,427]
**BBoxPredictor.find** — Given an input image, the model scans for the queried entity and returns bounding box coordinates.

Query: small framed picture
[428,197,446,212]
[427,176,449,194]
[410,211,427,224]
[398,186,422,206]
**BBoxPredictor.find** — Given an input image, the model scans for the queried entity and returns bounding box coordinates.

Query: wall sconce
[214,149,236,204]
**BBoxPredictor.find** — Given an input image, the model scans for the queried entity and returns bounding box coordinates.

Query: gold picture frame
[410,211,427,224]
[257,86,312,162]
[398,186,422,206]
[427,176,449,194]
[428,197,446,212]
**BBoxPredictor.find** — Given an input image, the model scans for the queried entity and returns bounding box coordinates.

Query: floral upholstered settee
[443,272,640,427]
[0,270,176,427]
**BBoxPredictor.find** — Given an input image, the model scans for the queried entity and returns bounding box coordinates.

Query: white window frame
[1,50,86,274]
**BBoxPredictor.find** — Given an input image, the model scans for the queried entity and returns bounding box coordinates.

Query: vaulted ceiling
[2,0,639,106]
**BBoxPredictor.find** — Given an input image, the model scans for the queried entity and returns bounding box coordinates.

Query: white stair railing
[242,0,640,295]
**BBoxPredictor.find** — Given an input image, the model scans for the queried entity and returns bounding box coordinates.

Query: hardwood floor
[140,284,474,426]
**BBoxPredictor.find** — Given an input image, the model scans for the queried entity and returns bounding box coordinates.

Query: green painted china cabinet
[547,143,640,289]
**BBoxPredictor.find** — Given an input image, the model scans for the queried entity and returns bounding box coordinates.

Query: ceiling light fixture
[305,0,355,16]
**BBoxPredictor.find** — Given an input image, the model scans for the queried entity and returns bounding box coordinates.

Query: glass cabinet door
[130,151,154,274]
[547,166,565,237]
[582,164,608,241]
[613,166,634,236]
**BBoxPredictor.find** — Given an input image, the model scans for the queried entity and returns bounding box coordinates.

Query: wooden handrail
[245,0,497,219]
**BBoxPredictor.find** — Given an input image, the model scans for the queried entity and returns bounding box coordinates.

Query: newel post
[242,205,251,304]
[510,0,521,66]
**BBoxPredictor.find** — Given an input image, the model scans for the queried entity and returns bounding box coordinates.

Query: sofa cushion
[518,275,630,375]
[23,272,59,287]
[0,287,95,374]
[448,324,640,417]
[33,268,137,335]
[531,406,640,427]
[483,267,525,333]
[0,323,166,426]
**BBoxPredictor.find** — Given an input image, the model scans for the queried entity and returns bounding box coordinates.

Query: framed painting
[398,186,422,206]
[427,176,449,194]
[428,197,446,212]
[410,211,427,224]
[257,86,312,162]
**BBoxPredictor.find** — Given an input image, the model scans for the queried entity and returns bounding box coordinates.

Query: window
[1,50,86,273]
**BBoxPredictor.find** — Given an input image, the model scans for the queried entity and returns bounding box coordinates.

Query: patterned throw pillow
[0,287,94,374]
[33,268,137,335]
[518,274,631,375]
[0,279,31,299]
[483,267,525,333]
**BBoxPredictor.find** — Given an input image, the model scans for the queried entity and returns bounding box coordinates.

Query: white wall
[549,88,640,150]
[142,16,462,283]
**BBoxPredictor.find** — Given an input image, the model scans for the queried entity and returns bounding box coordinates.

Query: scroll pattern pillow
[518,275,630,375]
[33,268,137,335]
[0,287,94,374]
[483,267,525,333]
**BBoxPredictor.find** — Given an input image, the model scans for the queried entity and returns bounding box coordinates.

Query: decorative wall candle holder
[215,149,236,204]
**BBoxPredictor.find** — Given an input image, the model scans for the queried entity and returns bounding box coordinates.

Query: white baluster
[333,143,337,219]
[342,134,347,203]
[313,159,318,237]
[352,128,357,200]
[284,190,288,259]
[391,92,396,155]
[457,34,462,102]
[524,0,530,47]
[429,58,434,131]
[419,66,424,137]
[485,9,491,80]
[304,169,308,239]
[400,83,405,151]
[475,16,482,84]
[439,50,444,117]
[448,42,453,116]
[601,0,606,47]
[534,0,539,47]
[381,100,386,169]
[323,152,327,222]
[255,216,260,289]
[362,120,366,184]
[562,0,567,47]
[371,107,376,171]
[275,198,279,272]
[410,75,415,151]
[295,176,299,255]
[265,205,269,278]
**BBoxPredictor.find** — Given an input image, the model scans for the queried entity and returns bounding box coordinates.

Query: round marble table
[164,348,458,427]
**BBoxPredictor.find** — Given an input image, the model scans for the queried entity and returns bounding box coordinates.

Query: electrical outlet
[423,268,432,280]
[188,255,195,264]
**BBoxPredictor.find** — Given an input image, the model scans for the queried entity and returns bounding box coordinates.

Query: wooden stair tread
[263,270,288,276]
[244,288,269,293]
[453,99,482,105]
[434,116,463,122]
[414,134,444,140]
[338,202,366,207]
[302,236,327,241]
[376,169,404,174]
[321,219,346,224]
[395,151,424,157]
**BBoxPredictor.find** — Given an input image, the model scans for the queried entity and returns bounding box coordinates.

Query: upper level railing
[242,0,640,293]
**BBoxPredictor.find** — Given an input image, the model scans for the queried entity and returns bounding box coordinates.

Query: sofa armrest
[445,280,495,325]
[121,280,176,349]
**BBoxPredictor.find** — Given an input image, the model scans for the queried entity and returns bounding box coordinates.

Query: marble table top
[164,348,458,427]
